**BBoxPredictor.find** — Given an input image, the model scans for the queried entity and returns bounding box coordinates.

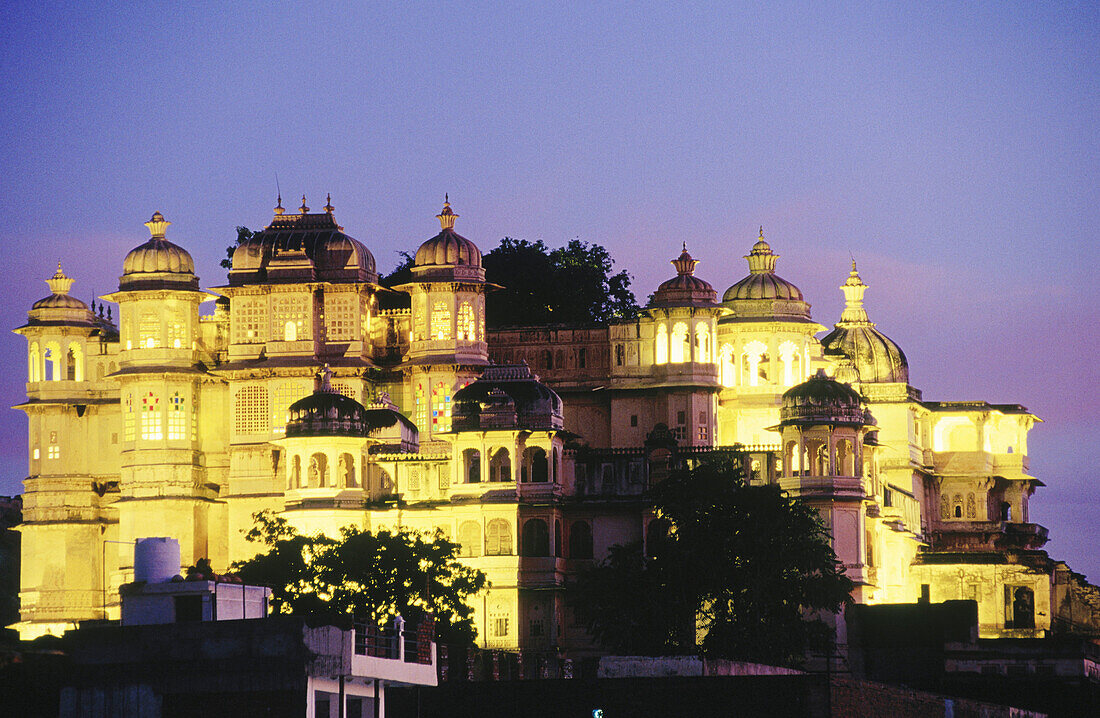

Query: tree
[571,454,853,666]
[232,511,488,645]
[482,238,638,327]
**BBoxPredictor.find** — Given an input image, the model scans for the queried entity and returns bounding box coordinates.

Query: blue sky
[1,2,1096,577]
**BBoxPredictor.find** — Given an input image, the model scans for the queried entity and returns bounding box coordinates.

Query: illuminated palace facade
[13,198,1100,648]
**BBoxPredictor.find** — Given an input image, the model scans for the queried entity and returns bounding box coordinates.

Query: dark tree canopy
[483,238,638,328]
[571,455,853,666]
[232,511,488,645]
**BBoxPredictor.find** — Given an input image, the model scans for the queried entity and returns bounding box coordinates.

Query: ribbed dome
[414,199,482,269]
[286,389,371,438]
[228,198,378,285]
[720,228,812,322]
[121,212,198,290]
[820,262,909,384]
[31,263,90,311]
[651,245,718,308]
[780,370,872,427]
[452,364,563,431]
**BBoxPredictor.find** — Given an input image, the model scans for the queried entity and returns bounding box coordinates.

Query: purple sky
[1,3,1096,578]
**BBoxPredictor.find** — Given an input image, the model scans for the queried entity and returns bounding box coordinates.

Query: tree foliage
[483,238,638,328]
[571,455,853,666]
[231,511,488,645]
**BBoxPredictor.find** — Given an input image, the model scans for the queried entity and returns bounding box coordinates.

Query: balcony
[351,617,437,687]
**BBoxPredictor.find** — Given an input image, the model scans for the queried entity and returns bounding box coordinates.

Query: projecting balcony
[931,450,993,475]
[650,362,719,386]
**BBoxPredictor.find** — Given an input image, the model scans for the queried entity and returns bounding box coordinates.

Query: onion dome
[412,197,484,281]
[650,244,718,308]
[721,228,812,322]
[228,195,378,285]
[121,212,198,290]
[820,262,909,384]
[780,369,874,427]
[451,364,563,432]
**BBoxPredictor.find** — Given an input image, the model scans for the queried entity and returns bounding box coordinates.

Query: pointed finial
[144,211,170,239]
[839,259,870,325]
[300,195,310,213]
[324,193,334,214]
[445,192,449,205]
[274,192,284,215]
[671,244,698,276]
[682,241,687,252]
[46,262,74,295]
[437,196,458,230]
[759,226,764,239]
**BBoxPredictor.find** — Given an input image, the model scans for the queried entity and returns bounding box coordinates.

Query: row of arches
[455,518,594,559]
[654,321,712,365]
[461,446,558,484]
[426,299,482,342]
[718,340,805,388]
[28,341,87,382]
[288,451,360,490]
[783,437,859,477]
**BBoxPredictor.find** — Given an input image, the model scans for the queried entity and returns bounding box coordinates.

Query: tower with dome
[10,199,1098,653]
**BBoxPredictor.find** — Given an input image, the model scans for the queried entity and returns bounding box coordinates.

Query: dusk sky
[1,3,1096,578]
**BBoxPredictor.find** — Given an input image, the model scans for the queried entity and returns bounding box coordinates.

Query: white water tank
[134,537,181,584]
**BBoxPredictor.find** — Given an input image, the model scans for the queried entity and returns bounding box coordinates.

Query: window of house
[431,301,451,340]
[522,519,550,556]
[529,619,544,637]
[124,394,135,441]
[271,382,309,435]
[167,315,186,349]
[677,411,686,425]
[1004,586,1035,629]
[139,313,160,348]
[615,344,624,366]
[655,325,668,365]
[578,347,587,368]
[234,385,270,435]
[486,519,512,555]
[670,323,688,363]
[168,392,187,440]
[47,445,59,459]
[457,302,476,341]
[141,391,163,440]
[32,447,40,460]
[431,382,453,432]
[271,294,309,342]
[630,415,638,427]
[492,617,509,637]
[325,293,358,341]
[698,426,708,442]
[234,298,268,343]
[457,521,481,558]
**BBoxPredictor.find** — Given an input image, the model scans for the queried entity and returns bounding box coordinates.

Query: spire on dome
[46,262,75,295]
[437,195,458,230]
[144,211,170,239]
[838,260,871,325]
[300,195,310,213]
[745,226,778,274]
[324,193,334,214]
[274,192,284,215]
[670,243,699,276]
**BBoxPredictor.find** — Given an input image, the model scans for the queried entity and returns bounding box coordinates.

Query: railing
[353,617,434,665]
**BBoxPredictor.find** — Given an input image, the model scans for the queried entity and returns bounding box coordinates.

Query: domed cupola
[721,228,813,322]
[819,262,909,384]
[285,365,373,438]
[650,244,718,308]
[412,197,484,282]
[451,364,564,432]
[228,195,378,285]
[780,369,873,427]
[32,263,91,312]
[121,212,199,291]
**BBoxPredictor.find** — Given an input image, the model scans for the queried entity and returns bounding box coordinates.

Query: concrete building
[11,197,1100,651]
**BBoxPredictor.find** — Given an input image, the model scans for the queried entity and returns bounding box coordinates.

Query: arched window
[1006,586,1035,629]
[670,323,688,363]
[485,518,512,555]
[168,392,187,440]
[339,453,356,488]
[953,494,964,519]
[463,448,481,483]
[284,320,297,342]
[308,453,328,488]
[523,446,548,483]
[695,323,711,363]
[569,521,593,559]
[521,519,550,557]
[719,344,735,387]
[234,385,270,435]
[490,448,511,482]
[168,314,186,348]
[290,455,301,489]
[458,521,481,557]
[65,343,83,381]
[837,439,854,476]
[431,301,451,340]
[784,440,799,475]
[28,342,41,382]
[655,324,668,365]
[778,341,799,386]
[457,302,476,341]
[742,341,767,387]
[44,342,60,381]
[414,383,427,430]
[141,391,163,440]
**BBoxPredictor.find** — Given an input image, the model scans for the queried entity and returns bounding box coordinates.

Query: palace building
[12,197,1100,649]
